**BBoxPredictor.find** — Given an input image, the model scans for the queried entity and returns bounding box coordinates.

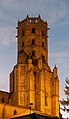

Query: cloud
[50,51,68,59]
[49,51,68,66]
[0,0,69,95]
[0,26,16,46]
[0,73,9,91]
[0,0,69,24]
[0,0,15,7]
[0,0,69,27]
[45,0,69,25]
[0,11,5,20]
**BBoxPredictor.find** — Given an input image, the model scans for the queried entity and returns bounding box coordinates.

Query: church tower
[10,15,59,117]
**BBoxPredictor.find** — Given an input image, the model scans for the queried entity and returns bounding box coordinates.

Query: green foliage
[60,77,69,112]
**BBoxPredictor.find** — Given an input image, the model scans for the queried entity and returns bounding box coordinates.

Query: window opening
[22,42,24,47]
[34,72,36,77]
[45,92,48,105]
[32,28,35,33]
[14,110,17,115]
[22,30,25,36]
[42,30,44,36]
[42,55,45,63]
[32,39,35,45]
[32,51,35,56]
[35,20,37,23]
[34,72,36,90]
[2,97,5,103]
[30,19,31,23]
[42,42,44,47]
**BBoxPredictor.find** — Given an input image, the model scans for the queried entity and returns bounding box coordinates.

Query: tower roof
[18,15,47,26]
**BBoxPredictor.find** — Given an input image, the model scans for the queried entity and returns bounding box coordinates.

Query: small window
[14,110,17,115]
[42,42,44,47]
[34,72,36,89]
[2,97,5,103]
[22,42,24,47]
[42,55,45,63]
[34,72,36,77]
[32,28,35,33]
[45,93,47,105]
[22,30,25,36]
[35,20,37,23]
[32,51,35,56]
[30,19,31,23]
[32,39,35,45]
[42,30,44,36]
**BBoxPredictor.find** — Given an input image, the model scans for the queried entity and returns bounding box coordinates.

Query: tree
[60,77,69,112]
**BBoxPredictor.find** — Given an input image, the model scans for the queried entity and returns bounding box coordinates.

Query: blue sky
[0,0,69,118]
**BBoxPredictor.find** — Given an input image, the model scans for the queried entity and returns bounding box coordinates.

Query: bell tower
[10,15,59,117]
[17,15,48,65]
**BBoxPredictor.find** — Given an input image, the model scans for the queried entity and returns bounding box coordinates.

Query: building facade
[0,15,59,119]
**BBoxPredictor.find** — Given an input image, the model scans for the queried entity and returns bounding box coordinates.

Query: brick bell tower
[10,15,59,117]
[17,14,48,65]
